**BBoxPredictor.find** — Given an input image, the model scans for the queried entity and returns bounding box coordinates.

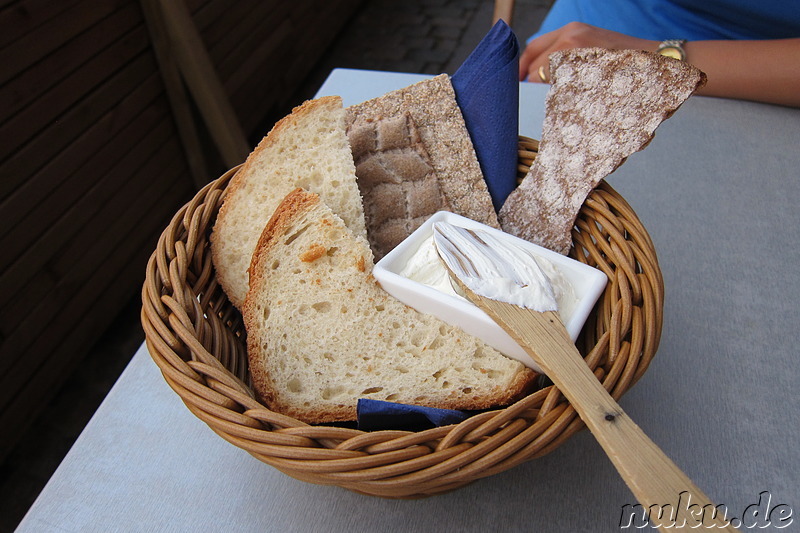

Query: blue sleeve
[528,0,800,42]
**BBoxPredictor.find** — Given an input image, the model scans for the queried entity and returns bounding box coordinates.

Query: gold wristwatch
[657,39,687,61]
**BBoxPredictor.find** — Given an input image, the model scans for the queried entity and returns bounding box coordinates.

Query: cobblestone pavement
[296,0,554,102]
[0,1,552,530]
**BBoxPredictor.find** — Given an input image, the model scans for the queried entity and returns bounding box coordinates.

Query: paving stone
[432,23,465,40]
[429,16,470,29]
[407,44,455,65]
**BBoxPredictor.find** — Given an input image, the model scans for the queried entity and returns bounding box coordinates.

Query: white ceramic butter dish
[373,211,608,372]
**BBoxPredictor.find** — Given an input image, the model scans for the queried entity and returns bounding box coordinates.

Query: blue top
[531,0,800,41]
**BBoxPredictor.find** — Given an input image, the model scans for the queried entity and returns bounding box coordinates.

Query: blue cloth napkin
[357,399,469,431]
[451,20,520,211]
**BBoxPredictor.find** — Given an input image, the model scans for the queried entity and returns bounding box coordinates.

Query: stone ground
[0,1,553,530]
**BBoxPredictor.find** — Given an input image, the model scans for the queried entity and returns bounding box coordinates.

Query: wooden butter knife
[432,221,738,532]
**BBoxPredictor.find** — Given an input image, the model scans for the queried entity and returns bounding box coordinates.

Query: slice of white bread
[211,96,366,308]
[242,188,536,424]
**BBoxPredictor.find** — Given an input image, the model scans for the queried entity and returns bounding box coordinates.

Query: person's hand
[519,23,800,107]
[520,22,656,82]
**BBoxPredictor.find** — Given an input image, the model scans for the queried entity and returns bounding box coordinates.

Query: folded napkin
[357,399,469,431]
[451,20,520,211]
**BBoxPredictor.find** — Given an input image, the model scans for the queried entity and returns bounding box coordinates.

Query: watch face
[658,47,682,60]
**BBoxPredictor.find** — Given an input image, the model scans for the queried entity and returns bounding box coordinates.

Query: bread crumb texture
[210,96,365,308]
[243,190,535,424]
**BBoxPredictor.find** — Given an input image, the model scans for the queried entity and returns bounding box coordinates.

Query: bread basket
[141,136,663,498]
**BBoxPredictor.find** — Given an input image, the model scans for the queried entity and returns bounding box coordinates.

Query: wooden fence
[0,0,363,460]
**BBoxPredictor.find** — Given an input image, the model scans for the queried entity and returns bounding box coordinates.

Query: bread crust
[242,188,319,416]
[223,97,343,206]
[211,98,342,305]
[245,187,316,286]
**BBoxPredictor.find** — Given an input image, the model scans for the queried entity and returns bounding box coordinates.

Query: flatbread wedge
[500,48,706,254]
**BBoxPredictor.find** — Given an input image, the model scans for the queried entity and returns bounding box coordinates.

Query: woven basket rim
[141,135,664,498]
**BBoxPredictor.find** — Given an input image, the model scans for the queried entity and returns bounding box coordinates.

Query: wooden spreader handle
[473,296,739,532]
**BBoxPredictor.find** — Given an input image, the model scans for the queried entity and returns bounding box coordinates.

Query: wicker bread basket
[141,136,663,498]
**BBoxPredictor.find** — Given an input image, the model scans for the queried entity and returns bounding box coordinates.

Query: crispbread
[346,74,499,255]
[242,188,536,424]
[210,96,365,308]
[499,48,706,254]
[348,111,449,259]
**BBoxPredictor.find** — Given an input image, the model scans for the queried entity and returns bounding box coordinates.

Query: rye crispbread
[499,48,706,254]
[346,74,499,257]
[348,111,450,259]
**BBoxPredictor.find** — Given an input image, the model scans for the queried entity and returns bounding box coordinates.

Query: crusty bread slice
[346,74,499,256]
[211,96,366,308]
[499,48,706,254]
[243,188,536,424]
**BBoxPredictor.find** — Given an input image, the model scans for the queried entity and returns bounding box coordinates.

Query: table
[17,68,800,532]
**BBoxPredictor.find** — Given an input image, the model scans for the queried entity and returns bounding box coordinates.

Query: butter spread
[400,223,578,320]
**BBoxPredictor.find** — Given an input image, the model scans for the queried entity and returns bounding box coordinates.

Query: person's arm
[520,22,800,108]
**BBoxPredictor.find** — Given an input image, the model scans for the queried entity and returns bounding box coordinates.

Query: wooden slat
[230,1,362,134]
[0,173,189,458]
[223,11,293,102]
[0,0,120,86]
[0,38,154,202]
[186,0,230,51]
[0,0,81,49]
[0,2,141,124]
[49,139,185,285]
[492,0,515,24]
[0,129,180,381]
[229,27,295,134]
[184,0,211,13]
[150,0,249,167]
[0,60,163,267]
[0,153,188,385]
[226,1,350,134]
[0,0,365,462]
[140,0,209,188]
[208,1,277,81]
[0,142,190,414]
[0,23,149,166]
[0,116,174,338]
[197,0,258,60]
[0,83,170,315]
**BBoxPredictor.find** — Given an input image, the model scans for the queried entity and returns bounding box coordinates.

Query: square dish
[374,211,608,371]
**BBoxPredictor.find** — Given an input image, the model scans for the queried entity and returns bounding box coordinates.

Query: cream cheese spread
[400,223,578,321]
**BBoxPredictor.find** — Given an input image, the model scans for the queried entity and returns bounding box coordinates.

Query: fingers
[520,22,658,82]
[519,30,560,82]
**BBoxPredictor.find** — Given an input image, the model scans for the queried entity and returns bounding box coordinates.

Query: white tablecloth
[17,68,800,532]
